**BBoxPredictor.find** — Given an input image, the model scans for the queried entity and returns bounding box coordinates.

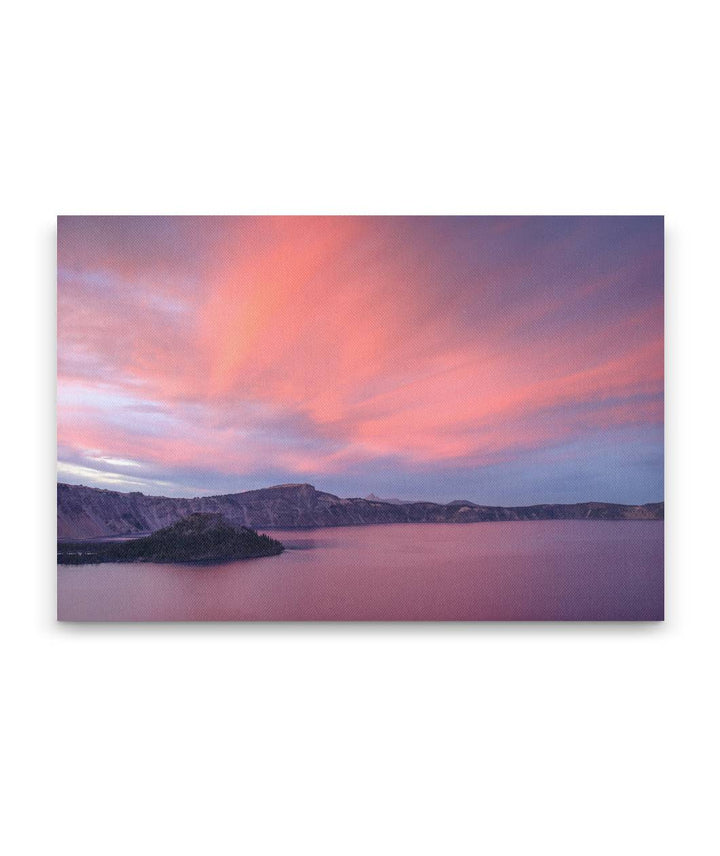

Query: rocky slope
[57,482,664,540]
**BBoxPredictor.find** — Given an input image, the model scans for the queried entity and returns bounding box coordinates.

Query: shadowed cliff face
[57,483,664,540]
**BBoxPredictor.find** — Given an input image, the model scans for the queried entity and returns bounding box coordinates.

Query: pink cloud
[57,217,663,484]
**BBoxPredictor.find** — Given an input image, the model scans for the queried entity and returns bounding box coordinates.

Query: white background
[2,2,718,854]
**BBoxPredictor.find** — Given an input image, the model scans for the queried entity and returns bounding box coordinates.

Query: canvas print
[57,216,664,621]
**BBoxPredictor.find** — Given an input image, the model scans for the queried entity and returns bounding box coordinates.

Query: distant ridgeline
[57,513,284,564]
[58,482,664,540]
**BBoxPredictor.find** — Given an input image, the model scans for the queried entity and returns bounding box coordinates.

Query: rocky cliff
[57,482,664,540]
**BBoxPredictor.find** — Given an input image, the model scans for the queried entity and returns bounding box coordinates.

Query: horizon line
[56,480,664,509]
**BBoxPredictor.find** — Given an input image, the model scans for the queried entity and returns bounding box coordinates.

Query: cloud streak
[57,216,663,502]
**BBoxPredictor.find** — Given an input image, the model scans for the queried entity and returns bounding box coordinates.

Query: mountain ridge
[57,482,664,540]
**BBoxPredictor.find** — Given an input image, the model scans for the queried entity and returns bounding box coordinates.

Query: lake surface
[57,521,663,621]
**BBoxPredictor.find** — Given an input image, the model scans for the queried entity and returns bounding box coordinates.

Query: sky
[57,216,663,504]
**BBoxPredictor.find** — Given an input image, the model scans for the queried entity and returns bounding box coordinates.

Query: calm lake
[57,520,663,621]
